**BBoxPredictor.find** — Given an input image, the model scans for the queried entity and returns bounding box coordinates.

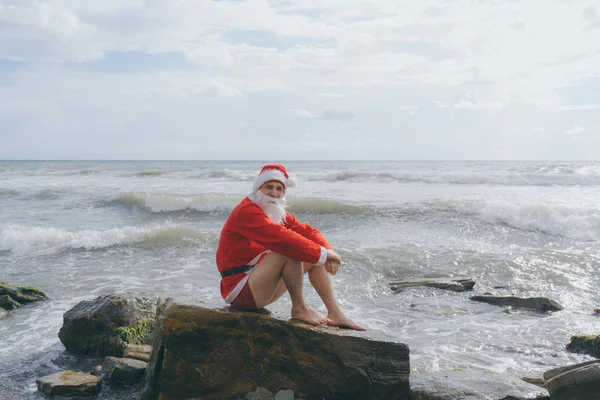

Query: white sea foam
[0,223,215,255]
[452,199,600,241]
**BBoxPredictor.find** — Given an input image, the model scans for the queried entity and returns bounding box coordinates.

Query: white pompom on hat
[252,164,297,192]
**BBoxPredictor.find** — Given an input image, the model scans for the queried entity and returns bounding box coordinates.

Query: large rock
[469,296,563,312]
[58,294,158,357]
[410,370,550,400]
[36,370,100,397]
[140,301,410,400]
[566,334,600,358]
[544,362,600,400]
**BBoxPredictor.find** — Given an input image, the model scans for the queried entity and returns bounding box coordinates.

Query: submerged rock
[566,334,600,358]
[58,293,158,357]
[140,300,410,400]
[36,370,100,397]
[469,296,563,312]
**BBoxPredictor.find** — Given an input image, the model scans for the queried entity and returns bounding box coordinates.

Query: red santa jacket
[216,197,331,299]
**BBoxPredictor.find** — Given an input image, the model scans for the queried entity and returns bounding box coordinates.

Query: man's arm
[284,213,331,249]
[231,203,328,266]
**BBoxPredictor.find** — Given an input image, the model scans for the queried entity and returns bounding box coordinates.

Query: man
[216,164,366,331]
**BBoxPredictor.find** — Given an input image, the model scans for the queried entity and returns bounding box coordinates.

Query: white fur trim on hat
[252,169,297,192]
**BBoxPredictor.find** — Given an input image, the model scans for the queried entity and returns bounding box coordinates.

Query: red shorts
[229,279,258,310]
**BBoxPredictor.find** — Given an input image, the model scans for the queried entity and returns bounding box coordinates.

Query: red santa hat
[252,164,297,192]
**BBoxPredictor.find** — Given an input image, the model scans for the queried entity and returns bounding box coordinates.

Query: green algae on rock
[0,282,47,304]
[567,334,600,358]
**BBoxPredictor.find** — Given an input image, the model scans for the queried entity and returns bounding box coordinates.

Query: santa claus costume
[216,164,330,307]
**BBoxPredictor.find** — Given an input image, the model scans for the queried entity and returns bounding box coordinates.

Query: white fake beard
[249,190,287,225]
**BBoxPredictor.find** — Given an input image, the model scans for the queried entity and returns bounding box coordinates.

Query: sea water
[1,160,599,398]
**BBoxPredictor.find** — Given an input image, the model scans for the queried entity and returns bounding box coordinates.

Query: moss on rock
[0,282,47,304]
[59,294,158,357]
[567,334,600,358]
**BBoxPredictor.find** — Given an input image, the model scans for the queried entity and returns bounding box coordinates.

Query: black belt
[220,265,253,278]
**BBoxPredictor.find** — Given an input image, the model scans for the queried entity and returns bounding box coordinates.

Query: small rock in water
[246,386,275,400]
[124,343,152,362]
[593,308,600,314]
[102,356,147,384]
[0,307,7,319]
[36,370,100,397]
[275,389,295,400]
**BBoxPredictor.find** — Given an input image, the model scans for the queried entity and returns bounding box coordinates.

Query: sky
[0,0,599,160]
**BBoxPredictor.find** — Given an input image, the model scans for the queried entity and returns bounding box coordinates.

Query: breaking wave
[0,223,216,255]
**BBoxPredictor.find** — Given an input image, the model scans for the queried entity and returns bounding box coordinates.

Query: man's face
[259,180,285,199]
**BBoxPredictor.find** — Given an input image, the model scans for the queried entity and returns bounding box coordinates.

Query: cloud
[1,0,600,160]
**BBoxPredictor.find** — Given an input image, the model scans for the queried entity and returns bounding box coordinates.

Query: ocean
[1,160,599,399]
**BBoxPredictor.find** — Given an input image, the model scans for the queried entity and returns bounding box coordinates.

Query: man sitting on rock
[216,164,366,331]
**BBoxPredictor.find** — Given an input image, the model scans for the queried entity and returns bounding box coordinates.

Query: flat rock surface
[36,370,100,397]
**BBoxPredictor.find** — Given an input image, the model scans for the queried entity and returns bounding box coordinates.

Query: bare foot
[327,312,367,331]
[291,305,331,326]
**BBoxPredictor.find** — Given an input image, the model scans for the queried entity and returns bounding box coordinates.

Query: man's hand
[324,259,340,275]
[325,249,341,275]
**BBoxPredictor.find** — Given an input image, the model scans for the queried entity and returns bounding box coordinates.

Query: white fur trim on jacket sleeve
[316,246,328,266]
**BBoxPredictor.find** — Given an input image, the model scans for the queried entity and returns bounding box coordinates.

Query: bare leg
[248,252,328,325]
[304,263,367,331]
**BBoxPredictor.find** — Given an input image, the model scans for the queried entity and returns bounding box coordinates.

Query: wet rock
[123,343,152,362]
[36,370,100,397]
[140,300,410,400]
[91,365,103,376]
[410,370,549,400]
[545,362,600,400]
[566,334,600,358]
[543,360,600,382]
[594,308,599,314]
[0,281,47,304]
[520,375,545,388]
[0,307,7,319]
[58,293,158,357]
[246,386,275,400]
[390,277,475,292]
[275,389,295,400]
[102,356,147,384]
[469,296,563,312]
[0,295,21,310]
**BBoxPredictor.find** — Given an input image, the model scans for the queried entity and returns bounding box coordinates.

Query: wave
[305,168,600,186]
[108,192,243,213]
[106,192,371,216]
[0,223,216,255]
[450,199,600,241]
